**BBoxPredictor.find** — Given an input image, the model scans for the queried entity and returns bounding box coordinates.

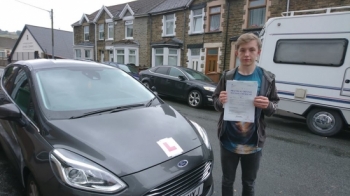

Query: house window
[125,20,133,39]
[248,0,266,28]
[84,26,89,41]
[155,49,164,66]
[191,48,200,56]
[191,9,203,33]
[164,14,175,36]
[75,49,81,58]
[108,23,114,39]
[84,49,91,59]
[129,49,136,64]
[209,6,221,31]
[168,49,178,66]
[99,24,104,40]
[116,50,125,64]
[0,51,5,58]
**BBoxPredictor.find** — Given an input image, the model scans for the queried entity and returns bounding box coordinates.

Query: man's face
[235,40,261,67]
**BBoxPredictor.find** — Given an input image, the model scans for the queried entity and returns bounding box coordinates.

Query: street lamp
[15,0,54,59]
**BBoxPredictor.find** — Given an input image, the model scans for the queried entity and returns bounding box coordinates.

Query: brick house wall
[134,17,151,67]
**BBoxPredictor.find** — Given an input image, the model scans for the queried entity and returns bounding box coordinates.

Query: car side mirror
[178,75,186,81]
[0,103,26,126]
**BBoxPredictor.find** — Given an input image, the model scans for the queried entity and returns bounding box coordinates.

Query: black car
[139,66,217,108]
[0,59,213,196]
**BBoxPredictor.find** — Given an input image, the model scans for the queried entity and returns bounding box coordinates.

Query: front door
[341,67,350,97]
[100,51,104,62]
[109,50,114,62]
[205,48,218,74]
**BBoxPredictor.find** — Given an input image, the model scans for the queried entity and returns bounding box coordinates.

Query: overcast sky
[2,0,134,32]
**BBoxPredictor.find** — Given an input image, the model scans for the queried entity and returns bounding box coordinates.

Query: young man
[212,33,280,196]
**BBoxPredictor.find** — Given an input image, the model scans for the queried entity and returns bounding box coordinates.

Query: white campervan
[258,6,350,136]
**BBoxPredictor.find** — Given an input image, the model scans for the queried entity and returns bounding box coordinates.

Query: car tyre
[306,108,343,137]
[26,173,41,196]
[142,81,150,89]
[188,90,202,108]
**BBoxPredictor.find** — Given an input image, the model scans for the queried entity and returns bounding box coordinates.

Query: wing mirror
[151,86,158,95]
[178,75,186,81]
[0,103,26,126]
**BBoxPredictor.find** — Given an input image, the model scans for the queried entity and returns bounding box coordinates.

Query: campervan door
[258,9,350,137]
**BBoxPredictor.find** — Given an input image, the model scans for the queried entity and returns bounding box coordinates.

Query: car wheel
[142,81,150,88]
[188,90,202,108]
[306,108,343,137]
[26,174,41,196]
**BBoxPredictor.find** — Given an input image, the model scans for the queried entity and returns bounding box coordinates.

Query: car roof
[12,59,112,70]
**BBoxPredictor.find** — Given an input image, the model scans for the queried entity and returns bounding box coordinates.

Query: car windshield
[182,68,213,82]
[33,66,154,119]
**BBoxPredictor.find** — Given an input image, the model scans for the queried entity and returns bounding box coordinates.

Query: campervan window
[273,39,348,67]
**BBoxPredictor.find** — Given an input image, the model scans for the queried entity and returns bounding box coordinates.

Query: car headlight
[203,86,215,92]
[190,120,211,150]
[50,149,127,193]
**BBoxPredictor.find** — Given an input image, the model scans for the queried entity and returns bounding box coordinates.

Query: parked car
[0,59,213,196]
[139,66,217,108]
[103,61,140,80]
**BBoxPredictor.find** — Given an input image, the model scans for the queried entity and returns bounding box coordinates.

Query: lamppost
[15,0,54,59]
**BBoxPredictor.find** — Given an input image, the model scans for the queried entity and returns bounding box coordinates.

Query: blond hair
[235,33,262,50]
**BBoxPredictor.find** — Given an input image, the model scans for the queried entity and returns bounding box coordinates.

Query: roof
[0,37,17,49]
[107,3,128,17]
[128,0,166,16]
[149,0,192,14]
[12,25,73,59]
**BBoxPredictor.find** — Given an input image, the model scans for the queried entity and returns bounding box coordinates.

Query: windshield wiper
[69,104,144,119]
[146,97,157,107]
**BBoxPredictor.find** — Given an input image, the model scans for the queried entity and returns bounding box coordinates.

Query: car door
[167,67,188,98]
[153,67,169,95]
[0,66,51,174]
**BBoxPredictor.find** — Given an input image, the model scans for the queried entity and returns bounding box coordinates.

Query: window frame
[75,49,81,59]
[273,38,348,67]
[99,24,104,40]
[83,26,89,41]
[248,0,266,28]
[84,49,91,59]
[108,23,114,40]
[125,20,133,39]
[209,6,221,32]
[163,14,175,36]
[191,9,204,34]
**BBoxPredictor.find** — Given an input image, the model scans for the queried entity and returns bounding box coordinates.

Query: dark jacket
[212,66,280,148]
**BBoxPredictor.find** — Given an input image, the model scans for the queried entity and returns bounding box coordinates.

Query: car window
[2,65,21,95]
[34,67,155,119]
[183,68,213,82]
[118,64,132,73]
[10,68,36,122]
[169,67,185,78]
[126,65,138,74]
[155,67,169,75]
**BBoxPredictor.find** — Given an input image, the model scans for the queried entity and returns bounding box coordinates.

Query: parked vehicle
[258,6,350,136]
[0,59,213,196]
[103,61,140,80]
[139,66,216,108]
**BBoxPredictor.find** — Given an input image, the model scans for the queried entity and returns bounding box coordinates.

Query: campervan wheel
[306,108,343,137]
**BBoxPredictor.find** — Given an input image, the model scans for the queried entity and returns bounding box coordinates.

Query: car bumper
[202,91,214,106]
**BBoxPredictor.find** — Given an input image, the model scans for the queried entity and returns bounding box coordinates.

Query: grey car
[0,59,213,196]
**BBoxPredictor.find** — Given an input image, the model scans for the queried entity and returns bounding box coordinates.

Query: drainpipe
[149,14,153,67]
[287,0,290,13]
[94,22,97,61]
[223,0,230,71]
[183,8,186,67]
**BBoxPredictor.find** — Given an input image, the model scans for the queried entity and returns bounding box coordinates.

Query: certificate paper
[223,80,258,122]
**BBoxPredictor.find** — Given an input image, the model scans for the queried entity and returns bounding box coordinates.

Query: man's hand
[219,91,227,104]
[254,96,269,109]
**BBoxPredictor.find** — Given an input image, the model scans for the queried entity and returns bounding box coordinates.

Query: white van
[258,6,350,136]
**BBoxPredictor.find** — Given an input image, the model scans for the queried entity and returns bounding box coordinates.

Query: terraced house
[72,0,164,66]
[72,0,350,81]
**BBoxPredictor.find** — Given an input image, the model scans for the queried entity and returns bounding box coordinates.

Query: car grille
[145,161,212,196]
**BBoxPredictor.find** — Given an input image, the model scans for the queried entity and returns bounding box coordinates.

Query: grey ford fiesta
[0,59,213,196]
